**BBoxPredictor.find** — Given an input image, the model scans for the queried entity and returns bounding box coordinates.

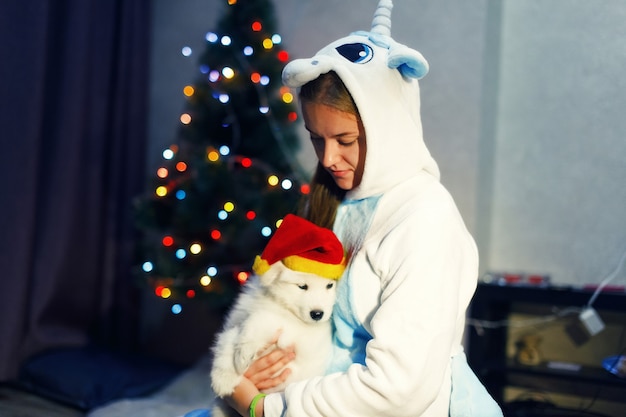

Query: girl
[224,1,503,416]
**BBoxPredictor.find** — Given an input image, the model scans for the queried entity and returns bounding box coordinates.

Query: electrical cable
[466,307,581,334]
[586,249,626,308]
[470,251,626,415]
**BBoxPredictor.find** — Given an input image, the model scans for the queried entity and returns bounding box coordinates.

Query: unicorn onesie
[262,1,504,416]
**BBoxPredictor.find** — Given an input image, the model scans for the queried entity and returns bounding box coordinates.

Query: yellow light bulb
[190,243,202,254]
[267,175,279,186]
[282,92,293,103]
[200,275,212,286]
[156,186,168,197]
[222,67,235,79]
[224,201,235,212]
[208,150,219,162]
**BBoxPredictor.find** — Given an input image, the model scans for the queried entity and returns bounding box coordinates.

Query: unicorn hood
[282,0,439,200]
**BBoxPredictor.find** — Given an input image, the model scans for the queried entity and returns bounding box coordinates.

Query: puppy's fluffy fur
[210,261,337,417]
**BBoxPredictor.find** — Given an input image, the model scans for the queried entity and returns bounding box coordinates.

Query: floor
[0,385,85,417]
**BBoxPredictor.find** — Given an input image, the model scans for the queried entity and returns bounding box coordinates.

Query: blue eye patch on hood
[336,43,374,64]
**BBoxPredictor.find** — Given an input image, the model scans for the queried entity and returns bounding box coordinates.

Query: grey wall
[483,0,626,284]
[149,0,626,287]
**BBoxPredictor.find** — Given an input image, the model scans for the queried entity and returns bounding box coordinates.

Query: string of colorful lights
[134,0,306,314]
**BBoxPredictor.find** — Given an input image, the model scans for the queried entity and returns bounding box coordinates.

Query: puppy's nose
[310,310,324,321]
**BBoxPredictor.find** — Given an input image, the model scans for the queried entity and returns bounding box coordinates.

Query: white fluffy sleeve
[265,180,478,417]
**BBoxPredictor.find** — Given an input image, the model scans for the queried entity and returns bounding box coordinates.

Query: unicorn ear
[282,57,334,88]
[388,44,429,79]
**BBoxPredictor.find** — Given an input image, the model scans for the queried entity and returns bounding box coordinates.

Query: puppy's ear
[258,262,283,287]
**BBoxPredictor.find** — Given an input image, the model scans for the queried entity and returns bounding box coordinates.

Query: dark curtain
[0,0,151,380]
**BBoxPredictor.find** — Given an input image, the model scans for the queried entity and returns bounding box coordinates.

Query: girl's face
[302,102,366,191]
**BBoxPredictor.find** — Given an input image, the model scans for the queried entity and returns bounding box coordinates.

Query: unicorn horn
[370,0,393,36]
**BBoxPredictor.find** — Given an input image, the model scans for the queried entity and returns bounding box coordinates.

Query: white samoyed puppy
[210,258,338,417]
[209,214,345,417]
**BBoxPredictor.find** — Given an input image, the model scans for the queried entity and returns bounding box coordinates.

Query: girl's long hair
[296,71,360,229]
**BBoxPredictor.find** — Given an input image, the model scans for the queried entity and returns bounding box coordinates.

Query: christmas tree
[134,0,306,312]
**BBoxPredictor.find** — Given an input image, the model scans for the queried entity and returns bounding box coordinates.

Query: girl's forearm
[226,376,264,417]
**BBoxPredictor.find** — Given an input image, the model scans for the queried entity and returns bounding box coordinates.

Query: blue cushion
[16,345,184,410]
[183,409,211,417]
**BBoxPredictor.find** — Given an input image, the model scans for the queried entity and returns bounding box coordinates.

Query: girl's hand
[225,333,296,416]
[245,333,296,391]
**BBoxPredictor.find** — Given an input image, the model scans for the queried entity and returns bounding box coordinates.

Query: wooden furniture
[467,282,626,414]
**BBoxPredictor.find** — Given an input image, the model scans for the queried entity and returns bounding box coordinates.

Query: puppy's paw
[233,343,257,375]
[276,332,294,350]
[210,368,242,397]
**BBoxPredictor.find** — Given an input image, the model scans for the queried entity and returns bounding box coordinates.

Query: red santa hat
[252,214,346,280]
